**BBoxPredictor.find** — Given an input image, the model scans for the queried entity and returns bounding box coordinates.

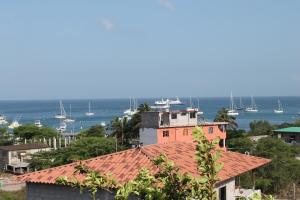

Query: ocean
[0,97,300,132]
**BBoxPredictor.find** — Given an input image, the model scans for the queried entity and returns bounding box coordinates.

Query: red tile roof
[17,142,270,185]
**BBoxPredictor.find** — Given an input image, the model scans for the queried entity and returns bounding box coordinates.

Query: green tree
[30,137,120,170]
[252,137,300,194]
[227,137,255,154]
[248,120,273,136]
[13,124,58,140]
[214,107,238,130]
[79,125,105,138]
[0,127,13,146]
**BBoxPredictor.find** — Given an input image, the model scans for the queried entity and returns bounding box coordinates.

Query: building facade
[0,143,50,173]
[139,110,227,147]
[273,127,300,144]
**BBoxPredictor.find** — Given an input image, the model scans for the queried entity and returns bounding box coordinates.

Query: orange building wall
[157,125,226,148]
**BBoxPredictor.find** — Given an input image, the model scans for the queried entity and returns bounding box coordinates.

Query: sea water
[0,97,299,132]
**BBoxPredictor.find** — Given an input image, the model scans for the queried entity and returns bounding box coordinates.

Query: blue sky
[1,0,300,100]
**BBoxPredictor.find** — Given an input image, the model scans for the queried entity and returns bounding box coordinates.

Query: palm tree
[214,107,238,130]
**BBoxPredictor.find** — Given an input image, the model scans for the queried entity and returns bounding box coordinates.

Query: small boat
[101,121,106,127]
[57,122,67,133]
[85,101,95,116]
[274,98,284,114]
[55,100,67,119]
[34,120,43,128]
[64,104,75,123]
[8,117,21,129]
[245,96,258,112]
[0,115,8,125]
[227,92,239,116]
[236,97,244,110]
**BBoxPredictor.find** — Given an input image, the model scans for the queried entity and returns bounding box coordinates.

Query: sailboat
[0,114,8,125]
[34,120,43,128]
[64,104,75,123]
[55,100,67,119]
[196,98,204,115]
[236,97,244,110]
[124,98,138,117]
[227,92,239,116]
[57,121,67,133]
[245,96,258,112]
[274,98,284,114]
[8,116,22,129]
[85,101,95,116]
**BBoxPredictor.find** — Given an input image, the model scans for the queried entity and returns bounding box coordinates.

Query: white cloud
[97,18,115,32]
[159,0,176,11]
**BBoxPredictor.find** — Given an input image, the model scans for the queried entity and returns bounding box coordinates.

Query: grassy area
[0,190,25,200]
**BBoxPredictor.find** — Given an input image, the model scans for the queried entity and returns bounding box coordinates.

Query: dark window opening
[181,112,187,116]
[208,127,214,134]
[171,113,177,119]
[163,131,169,137]
[219,186,226,200]
[219,139,224,147]
[190,112,196,119]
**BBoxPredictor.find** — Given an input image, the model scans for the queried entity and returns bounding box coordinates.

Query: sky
[1,0,300,100]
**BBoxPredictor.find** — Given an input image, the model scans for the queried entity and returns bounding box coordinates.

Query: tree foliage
[30,137,119,170]
[79,125,105,138]
[13,124,58,140]
[253,137,300,194]
[0,127,13,146]
[248,120,273,136]
[214,107,238,130]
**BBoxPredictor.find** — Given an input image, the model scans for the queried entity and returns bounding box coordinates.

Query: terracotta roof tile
[16,142,270,185]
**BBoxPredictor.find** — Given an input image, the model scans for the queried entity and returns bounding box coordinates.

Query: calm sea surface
[0,97,300,132]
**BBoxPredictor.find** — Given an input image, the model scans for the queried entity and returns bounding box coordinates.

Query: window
[208,127,214,134]
[219,186,226,200]
[190,112,196,119]
[183,129,188,136]
[219,139,224,147]
[163,131,169,137]
[171,113,177,119]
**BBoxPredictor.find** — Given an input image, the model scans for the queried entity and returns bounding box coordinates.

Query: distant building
[0,143,50,174]
[139,110,228,148]
[17,141,270,200]
[273,127,300,144]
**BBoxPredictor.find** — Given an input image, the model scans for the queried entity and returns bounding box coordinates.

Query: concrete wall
[139,128,158,145]
[27,183,116,200]
[168,112,198,127]
[141,112,160,128]
[215,178,236,200]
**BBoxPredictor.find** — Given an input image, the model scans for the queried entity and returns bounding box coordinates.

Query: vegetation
[0,127,13,146]
[56,127,223,200]
[78,125,105,138]
[0,189,25,200]
[13,124,58,140]
[248,120,273,136]
[214,107,238,130]
[30,137,120,170]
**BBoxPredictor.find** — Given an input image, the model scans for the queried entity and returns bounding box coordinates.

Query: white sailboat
[236,97,244,111]
[34,120,43,128]
[64,104,75,123]
[124,98,138,117]
[227,92,239,116]
[274,98,284,114]
[8,116,21,129]
[0,115,8,125]
[57,121,67,133]
[196,98,204,115]
[245,96,258,112]
[55,100,67,119]
[85,101,95,116]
